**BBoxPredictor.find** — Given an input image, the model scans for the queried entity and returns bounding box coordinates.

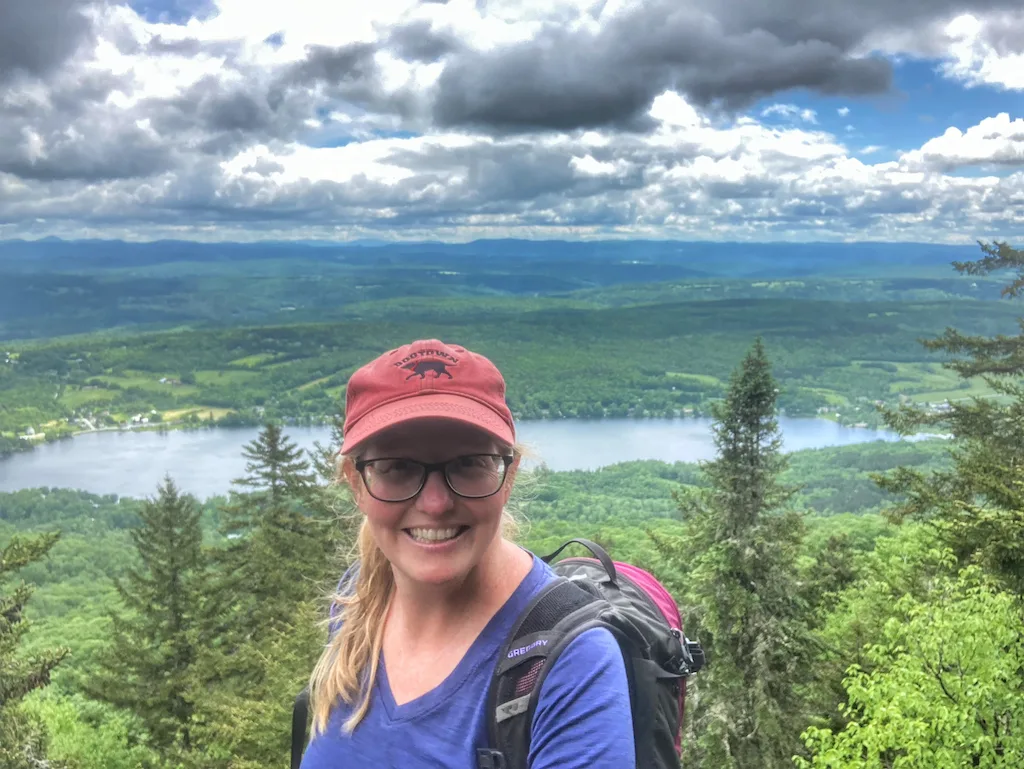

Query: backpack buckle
[476,749,508,769]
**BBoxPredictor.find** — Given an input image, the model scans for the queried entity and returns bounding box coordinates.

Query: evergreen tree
[85,476,206,754]
[232,421,317,508]
[184,424,345,767]
[307,414,344,486]
[307,414,361,571]
[654,338,810,769]
[213,422,331,637]
[875,241,1024,594]
[0,531,69,769]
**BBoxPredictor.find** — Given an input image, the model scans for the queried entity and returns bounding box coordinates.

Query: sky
[1,0,1023,244]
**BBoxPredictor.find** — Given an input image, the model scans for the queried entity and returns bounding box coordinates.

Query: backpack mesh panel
[496,581,598,706]
[514,658,545,697]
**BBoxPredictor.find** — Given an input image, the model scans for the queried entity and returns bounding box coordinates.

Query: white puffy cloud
[902,113,1024,170]
[940,13,1024,90]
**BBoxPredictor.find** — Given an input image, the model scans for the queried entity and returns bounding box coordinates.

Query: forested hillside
[2,296,1015,449]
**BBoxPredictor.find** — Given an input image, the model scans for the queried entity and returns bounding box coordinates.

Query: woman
[300,339,635,768]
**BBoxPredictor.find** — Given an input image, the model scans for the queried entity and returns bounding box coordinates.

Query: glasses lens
[361,459,426,501]
[446,455,507,498]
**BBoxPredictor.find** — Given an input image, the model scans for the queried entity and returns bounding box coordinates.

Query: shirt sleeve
[527,627,637,769]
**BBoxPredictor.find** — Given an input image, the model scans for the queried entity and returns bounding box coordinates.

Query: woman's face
[345,418,517,589]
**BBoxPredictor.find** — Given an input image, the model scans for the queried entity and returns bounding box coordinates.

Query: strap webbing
[291,687,310,769]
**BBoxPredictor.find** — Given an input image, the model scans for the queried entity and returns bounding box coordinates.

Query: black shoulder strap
[477,576,606,769]
[540,537,618,587]
[291,687,310,769]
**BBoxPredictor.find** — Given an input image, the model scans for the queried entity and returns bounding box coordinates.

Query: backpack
[290,538,704,769]
[475,538,704,769]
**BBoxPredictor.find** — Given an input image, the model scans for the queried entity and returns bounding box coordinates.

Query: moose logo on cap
[393,347,460,381]
[403,360,454,380]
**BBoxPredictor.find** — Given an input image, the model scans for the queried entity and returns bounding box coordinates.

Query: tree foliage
[876,241,1024,594]
[654,338,812,769]
[0,531,69,769]
[84,477,207,754]
[798,564,1024,769]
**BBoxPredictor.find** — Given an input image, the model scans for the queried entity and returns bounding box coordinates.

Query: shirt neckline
[376,552,547,723]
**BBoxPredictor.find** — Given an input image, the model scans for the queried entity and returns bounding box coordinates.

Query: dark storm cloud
[422,0,1024,132]
[0,107,172,182]
[285,43,380,88]
[0,62,170,182]
[386,19,462,62]
[0,0,96,81]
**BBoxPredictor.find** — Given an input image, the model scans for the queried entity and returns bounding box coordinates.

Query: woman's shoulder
[542,624,626,689]
[529,625,635,767]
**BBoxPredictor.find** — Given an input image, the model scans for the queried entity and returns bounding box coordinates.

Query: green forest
[2,240,1023,768]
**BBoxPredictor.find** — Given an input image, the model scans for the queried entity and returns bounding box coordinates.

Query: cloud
[412,0,1024,133]
[9,88,1021,246]
[1,0,1024,243]
[426,0,895,132]
[0,0,97,82]
[941,12,1024,89]
[869,10,1024,90]
[902,113,1024,170]
[762,104,818,123]
[385,18,462,62]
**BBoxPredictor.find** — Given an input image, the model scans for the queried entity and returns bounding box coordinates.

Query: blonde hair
[307,442,534,737]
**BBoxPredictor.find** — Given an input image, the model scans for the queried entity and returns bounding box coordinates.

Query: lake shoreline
[3,408,904,463]
[0,416,940,501]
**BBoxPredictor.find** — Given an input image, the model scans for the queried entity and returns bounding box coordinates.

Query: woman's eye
[374,459,413,474]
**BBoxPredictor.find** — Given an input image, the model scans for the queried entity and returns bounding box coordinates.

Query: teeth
[408,527,462,542]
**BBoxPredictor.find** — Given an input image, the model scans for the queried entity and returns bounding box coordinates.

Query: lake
[0,417,916,501]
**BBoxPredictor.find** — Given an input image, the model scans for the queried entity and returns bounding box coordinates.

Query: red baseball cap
[341,339,516,455]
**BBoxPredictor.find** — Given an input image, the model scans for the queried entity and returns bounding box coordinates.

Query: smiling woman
[297,338,636,769]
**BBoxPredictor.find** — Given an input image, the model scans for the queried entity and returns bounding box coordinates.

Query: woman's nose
[416,468,455,513]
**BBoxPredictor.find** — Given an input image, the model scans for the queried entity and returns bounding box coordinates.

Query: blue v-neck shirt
[300,554,636,769]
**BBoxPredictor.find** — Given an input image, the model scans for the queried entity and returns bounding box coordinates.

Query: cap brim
[341,393,515,456]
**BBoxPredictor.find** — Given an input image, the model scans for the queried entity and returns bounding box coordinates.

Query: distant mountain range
[0,237,981,280]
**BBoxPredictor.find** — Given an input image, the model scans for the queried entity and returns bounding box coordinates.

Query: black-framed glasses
[354,454,514,502]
